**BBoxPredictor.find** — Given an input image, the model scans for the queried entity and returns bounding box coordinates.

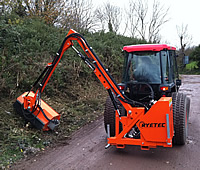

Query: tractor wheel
[104,96,122,137]
[172,92,189,145]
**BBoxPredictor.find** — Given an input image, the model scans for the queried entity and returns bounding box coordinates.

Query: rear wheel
[172,92,189,145]
[104,97,123,137]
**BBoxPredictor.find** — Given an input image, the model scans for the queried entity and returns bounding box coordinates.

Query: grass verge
[0,81,107,169]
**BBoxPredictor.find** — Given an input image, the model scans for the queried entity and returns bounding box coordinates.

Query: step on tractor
[14,29,190,150]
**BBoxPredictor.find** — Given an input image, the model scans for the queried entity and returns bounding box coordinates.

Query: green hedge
[0,15,146,98]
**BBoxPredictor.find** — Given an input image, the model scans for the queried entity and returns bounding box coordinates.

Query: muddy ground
[12,75,200,170]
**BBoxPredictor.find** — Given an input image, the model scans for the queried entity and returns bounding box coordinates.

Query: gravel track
[12,75,200,170]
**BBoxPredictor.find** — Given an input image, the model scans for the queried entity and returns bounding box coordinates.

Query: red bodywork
[123,44,176,52]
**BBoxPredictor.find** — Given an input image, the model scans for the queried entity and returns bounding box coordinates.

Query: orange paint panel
[107,97,173,149]
[137,97,173,143]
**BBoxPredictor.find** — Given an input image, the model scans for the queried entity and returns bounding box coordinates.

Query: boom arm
[24,29,145,118]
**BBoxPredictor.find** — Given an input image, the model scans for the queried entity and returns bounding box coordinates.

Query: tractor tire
[104,96,122,137]
[172,92,189,145]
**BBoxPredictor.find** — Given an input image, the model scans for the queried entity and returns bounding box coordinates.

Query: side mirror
[176,79,181,86]
[183,56,189,65]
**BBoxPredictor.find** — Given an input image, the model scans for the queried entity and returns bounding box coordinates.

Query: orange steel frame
[109,97,173,150]
[21,29,174,148]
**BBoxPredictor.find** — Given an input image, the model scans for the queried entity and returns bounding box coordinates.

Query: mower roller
[14,29,190,149]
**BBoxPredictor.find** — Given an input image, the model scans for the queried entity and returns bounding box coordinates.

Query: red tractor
[104,44,190,149]
[14,30,190,150]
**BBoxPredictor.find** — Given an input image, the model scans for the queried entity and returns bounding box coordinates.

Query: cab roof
[123,44,176,52]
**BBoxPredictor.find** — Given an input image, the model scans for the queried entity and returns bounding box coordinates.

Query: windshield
[123,51,161,84]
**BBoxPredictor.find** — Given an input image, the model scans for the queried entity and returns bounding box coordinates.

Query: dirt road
[13,75,200,170]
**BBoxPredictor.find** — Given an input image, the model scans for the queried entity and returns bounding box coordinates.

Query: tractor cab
[121,44,179,103]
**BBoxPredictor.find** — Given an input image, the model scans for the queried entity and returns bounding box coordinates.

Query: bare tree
[24,0,66,24]
[134,0,148,40]
[125,0,169,42]
[0,0,66,24]
[176,24,193,52]
[1,0,27,16]
[94,6,106,31]
[148,0,169,42]
[61,0,95,32]
[94,2,122,33]
[176,24,193,68]
[105,3,121,33]
[123,1,139,37]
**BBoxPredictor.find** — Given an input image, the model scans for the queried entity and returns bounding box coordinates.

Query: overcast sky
[93,0,200,48]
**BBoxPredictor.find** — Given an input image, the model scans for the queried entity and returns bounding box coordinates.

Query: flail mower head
[14,91,60,131]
